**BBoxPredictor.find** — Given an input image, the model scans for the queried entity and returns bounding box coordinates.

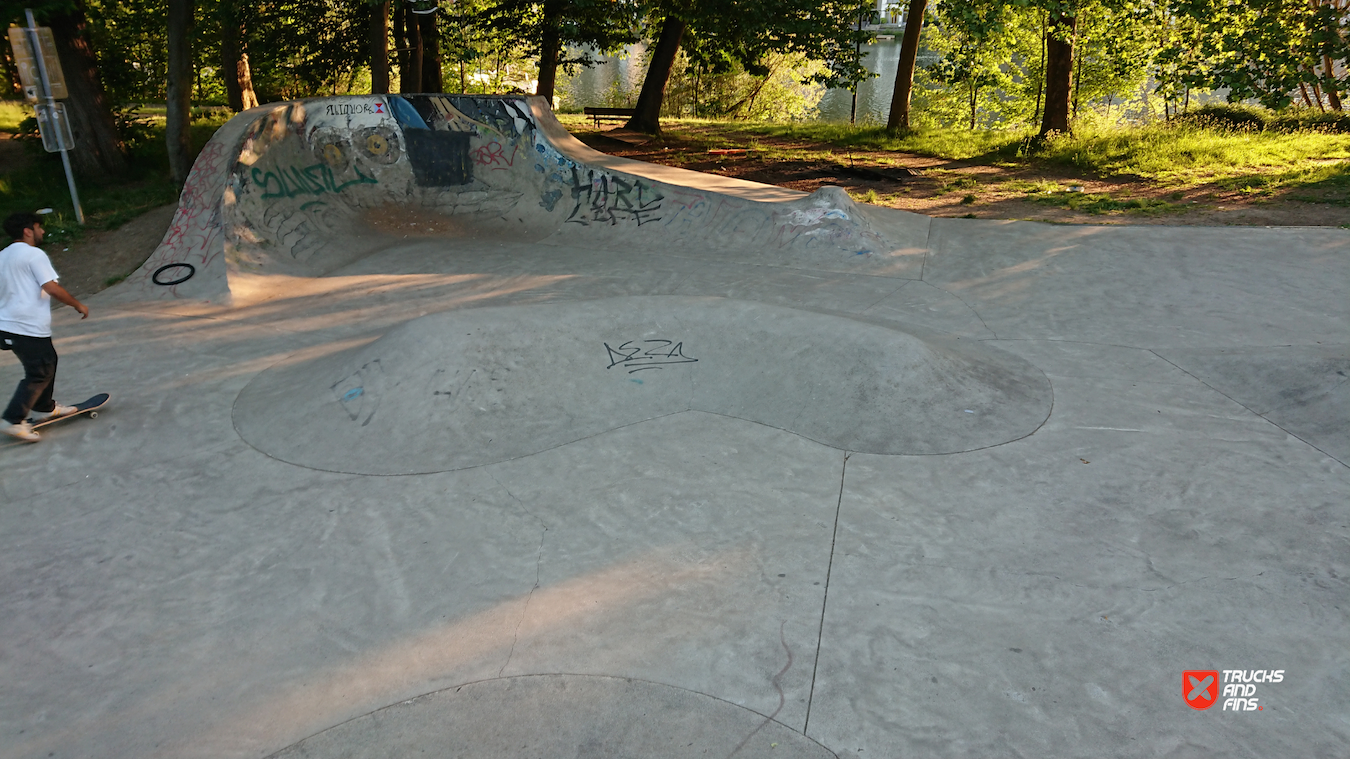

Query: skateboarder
[0,212,89,442]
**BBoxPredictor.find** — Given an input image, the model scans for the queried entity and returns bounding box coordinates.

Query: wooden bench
[583,107,636,127]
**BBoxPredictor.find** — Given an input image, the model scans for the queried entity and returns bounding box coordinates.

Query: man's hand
[41,280,89,319]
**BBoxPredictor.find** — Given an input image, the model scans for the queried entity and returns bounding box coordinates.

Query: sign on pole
[34,102,74,153]
[7,26,68,101]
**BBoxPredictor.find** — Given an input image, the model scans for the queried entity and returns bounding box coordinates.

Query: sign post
[8,9,84,224]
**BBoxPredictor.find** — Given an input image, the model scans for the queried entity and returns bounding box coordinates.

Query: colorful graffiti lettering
[251,162,379,200]
[471,141,518,170]
[565,168,664,226]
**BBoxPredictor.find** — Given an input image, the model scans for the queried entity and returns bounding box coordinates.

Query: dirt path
[575,128,1350,228]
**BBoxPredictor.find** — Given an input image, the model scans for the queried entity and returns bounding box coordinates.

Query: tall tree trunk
[219,1,244,111]
[167,0,193,187]
[885,0,927,131]
[370,1,390,94]
[45,3,127,177]
[536,0,563,102]
[1325,55,1343,111]
[398,3,423,93]
[238,52,258,108]
[418,8,441,92]
[1038,13,1075,137]
[625,15,685,134]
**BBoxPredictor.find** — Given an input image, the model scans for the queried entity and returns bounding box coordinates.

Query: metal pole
[25,7,84,225]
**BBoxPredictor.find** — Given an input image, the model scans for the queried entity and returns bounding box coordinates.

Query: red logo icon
[374,102,386,114]
[1184,670,1219,710]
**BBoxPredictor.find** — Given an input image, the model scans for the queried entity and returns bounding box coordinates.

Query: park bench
[583,107,636,126]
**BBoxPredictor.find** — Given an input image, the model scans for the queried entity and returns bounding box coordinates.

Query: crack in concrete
[487,472,549,678]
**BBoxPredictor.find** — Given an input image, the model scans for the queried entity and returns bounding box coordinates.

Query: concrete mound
[269,675,838,759]
[116,95,929,305]
[233,297,1052,474]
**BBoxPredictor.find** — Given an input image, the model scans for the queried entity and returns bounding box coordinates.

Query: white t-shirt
[0,241,60,338]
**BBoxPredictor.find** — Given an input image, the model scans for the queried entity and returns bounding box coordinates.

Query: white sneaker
[0,420,40,442]
[30,403,77,422]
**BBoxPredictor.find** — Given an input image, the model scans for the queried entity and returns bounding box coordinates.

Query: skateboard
[28,393,110,431]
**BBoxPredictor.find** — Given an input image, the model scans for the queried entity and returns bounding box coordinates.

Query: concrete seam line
[803,450,849,735]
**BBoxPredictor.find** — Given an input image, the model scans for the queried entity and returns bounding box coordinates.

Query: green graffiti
[252,162,379,200]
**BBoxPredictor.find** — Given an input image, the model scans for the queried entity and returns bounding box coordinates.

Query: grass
[1027,190,1184,215]
[0,113,229,245]
[576,114,1350,195]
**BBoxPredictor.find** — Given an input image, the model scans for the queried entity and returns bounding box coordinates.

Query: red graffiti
[471,141,518,170]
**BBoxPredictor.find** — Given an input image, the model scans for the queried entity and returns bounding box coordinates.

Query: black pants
[1,332,58,423]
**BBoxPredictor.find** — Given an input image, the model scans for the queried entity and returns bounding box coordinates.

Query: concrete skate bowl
[116,94,929,305]
[267,675,837,759]
[233,297,1052,475]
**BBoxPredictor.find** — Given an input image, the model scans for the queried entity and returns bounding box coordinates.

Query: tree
[624,0,875,135]
[1039,6,1075,134]
[1,0,128,177]
[478,0,639,103]
[370,0,390,94]
[886,0,928,131]
[167,0,192,186]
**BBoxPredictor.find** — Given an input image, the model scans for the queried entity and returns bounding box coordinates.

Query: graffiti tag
[471,141,518,170]
[326,102,386,116]
[604,340,697,373]
[566,168,664,226]
[251,162,379,200]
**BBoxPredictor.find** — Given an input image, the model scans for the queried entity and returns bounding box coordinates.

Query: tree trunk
[885,0,927,131]
[398,3,423,93]
[418,8,441,92]
[536,0,564,103]
[219,1,244,111]
[45,4,127,177]
[370,1,390,94]
[1325,55,1343,111]
[167,0,193,187]
[238,52,258,108]
[625,15,686,134]
[1038,13,1075,137]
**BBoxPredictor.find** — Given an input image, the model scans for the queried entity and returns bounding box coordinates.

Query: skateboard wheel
[90,412,98,418]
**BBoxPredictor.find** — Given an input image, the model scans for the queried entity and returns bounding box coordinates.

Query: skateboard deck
[29,393,110,430]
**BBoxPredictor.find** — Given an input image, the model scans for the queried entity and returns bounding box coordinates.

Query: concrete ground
[2,208,1348,755]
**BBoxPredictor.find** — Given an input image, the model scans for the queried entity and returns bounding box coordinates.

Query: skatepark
[1,94,1347,757]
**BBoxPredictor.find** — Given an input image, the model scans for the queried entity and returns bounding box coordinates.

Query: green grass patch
[1032,125,1350,183]
[1028,191,1183,215]
[1215,161,1350,205]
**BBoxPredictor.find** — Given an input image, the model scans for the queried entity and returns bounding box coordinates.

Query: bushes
[1172,103,1350,134]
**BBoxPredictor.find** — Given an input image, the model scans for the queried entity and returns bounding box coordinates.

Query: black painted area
[404,130,473,187]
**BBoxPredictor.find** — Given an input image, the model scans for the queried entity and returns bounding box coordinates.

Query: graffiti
[251,162,379,200]
[781,207,849,226]
[325,102,386,116]
[471,141,518,170]
[604,340,698,373]
[566,168,664,226]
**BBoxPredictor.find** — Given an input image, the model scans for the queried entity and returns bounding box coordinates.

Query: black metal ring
[152,263,195,286]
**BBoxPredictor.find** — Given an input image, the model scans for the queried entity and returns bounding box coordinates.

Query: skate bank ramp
[120,95,929,303]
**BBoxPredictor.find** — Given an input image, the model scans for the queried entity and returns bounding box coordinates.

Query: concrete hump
[116,96,930,305]
[232,296,1052,475]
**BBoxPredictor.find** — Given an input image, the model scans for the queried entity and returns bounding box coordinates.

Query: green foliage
[0,114,227,242]
[662,51,826,120]
[0,100,31,133]
[1157,0,1349,111]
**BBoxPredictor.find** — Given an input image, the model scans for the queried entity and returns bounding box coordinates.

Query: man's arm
[41,280,89,319]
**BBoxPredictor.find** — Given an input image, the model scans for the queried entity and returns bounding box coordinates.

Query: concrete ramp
[233,297,1052,475]
[121,95,930,304]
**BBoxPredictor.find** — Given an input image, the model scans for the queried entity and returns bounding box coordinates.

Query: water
[560,39,933,124]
